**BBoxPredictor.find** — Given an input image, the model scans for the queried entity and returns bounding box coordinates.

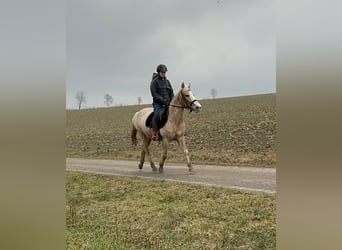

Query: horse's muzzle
[192,102,202,112]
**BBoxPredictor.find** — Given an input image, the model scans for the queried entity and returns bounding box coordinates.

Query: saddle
[145,106,169,129]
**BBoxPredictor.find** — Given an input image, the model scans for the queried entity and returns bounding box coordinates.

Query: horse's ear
[181,82,185,89]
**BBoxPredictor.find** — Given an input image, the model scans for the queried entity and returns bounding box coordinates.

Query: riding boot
[151,117,159,141]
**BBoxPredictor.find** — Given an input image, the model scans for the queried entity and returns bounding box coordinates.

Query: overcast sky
[66,0,275,109]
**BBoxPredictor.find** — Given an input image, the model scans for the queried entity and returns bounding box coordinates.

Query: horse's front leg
[159,138,169,173]
[177,136,194,173]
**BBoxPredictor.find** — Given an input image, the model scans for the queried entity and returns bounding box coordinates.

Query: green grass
[67,171,276,249]
[67,93,276,167]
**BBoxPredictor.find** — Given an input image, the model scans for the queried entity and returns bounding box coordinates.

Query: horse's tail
[131,124,138,146]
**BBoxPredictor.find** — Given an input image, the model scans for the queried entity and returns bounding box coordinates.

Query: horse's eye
[185,94,189,97]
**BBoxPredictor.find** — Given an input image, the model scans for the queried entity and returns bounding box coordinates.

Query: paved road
[66,158,276,194]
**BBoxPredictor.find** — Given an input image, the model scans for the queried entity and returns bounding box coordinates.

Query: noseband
[169,92,198,113]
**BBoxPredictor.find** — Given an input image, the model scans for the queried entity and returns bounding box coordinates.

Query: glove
[161,99,168,106]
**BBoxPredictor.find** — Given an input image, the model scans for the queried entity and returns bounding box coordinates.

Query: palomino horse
[131,82,202,173]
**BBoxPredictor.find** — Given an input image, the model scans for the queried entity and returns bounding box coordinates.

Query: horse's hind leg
[159,138,169,173]
[138,149,145,169]
[142,134,157,172]
[136,131,145,169]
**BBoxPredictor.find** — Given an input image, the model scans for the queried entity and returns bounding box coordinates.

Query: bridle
[169,91,198,113]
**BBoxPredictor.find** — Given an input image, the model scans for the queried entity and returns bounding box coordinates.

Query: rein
[169,92,198,113]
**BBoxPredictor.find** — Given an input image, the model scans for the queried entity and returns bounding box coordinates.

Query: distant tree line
[75,91,143,109]
[75,88,221,109]
[75,88,223,109]
[104,94,113,107]
[75,91,86,110]
[210,88,218,99]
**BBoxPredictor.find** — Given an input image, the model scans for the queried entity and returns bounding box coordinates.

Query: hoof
[138,163,143,169]
[151,163,157,172]
[189,168,195,175]
[159,167,164,173]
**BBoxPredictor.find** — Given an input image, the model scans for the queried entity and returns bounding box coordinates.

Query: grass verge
[67,171,276,249]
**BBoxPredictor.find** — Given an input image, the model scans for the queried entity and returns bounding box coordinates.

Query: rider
[150,64,174,141]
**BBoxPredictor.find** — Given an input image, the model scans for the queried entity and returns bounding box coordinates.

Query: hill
[66,93,276,167]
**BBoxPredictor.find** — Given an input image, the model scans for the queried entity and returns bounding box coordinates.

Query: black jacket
[150,76,174,105]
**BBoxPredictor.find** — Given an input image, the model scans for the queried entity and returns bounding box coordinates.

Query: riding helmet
[156,64,168,73]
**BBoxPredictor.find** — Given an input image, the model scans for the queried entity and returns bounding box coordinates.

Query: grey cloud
[67,0,275,108]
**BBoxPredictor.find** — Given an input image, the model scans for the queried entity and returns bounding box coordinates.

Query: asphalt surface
[66,158,276,194]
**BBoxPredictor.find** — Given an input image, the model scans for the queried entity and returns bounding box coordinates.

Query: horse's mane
[172,89,183,105]
[172,84,189,105]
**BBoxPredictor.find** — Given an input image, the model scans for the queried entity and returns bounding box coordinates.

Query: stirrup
[151,131,159,141]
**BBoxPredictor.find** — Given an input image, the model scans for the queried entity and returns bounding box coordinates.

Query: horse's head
[181,82,202,113]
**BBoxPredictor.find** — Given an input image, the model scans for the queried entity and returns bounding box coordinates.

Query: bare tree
[104,94,113,107]
[210,88,218,99]
[137,96,142,105]
[75,91,86,110]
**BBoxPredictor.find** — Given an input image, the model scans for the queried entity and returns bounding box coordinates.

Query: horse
[131,82,202,173]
